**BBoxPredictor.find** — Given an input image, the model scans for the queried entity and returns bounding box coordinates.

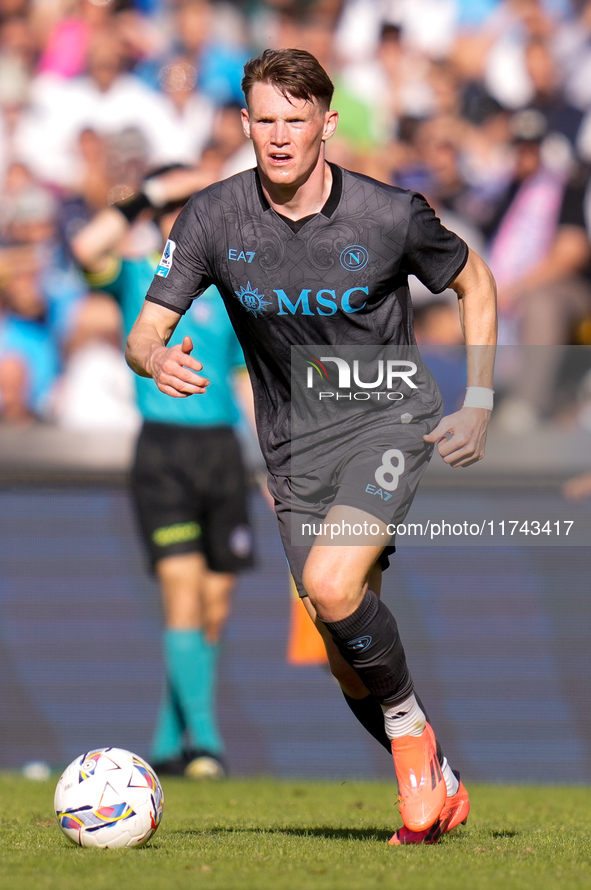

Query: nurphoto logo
[305,355,418,401]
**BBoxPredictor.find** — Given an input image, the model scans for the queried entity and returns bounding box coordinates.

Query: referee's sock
[163,628,225,757]
[151,681,185,763]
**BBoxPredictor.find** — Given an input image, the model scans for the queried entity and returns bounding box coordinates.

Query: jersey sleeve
[402,193,469,293]
[145,192,215,314]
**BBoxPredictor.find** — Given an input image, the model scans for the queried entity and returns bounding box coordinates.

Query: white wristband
[463,386,494,410]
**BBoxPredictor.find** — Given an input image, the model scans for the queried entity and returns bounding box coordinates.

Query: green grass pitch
[2,775,591,890]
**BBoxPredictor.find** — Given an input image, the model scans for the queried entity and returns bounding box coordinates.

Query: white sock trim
[382,693,426,740]
[440,756,460,797]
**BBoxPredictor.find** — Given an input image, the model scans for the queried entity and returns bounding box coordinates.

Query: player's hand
[423,406,491,468]
[147,336,209,398]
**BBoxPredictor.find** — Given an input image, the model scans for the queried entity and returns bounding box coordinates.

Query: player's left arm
[423,247,497,468]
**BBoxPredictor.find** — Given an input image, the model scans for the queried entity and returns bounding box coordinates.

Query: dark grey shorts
[268,423,436,596]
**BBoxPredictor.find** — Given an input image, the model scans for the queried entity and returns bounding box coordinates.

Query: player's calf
[320,588,447,831]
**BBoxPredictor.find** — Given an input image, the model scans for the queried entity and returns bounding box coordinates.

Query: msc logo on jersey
[276,287,368,315]
[233,284,369,316]
[340,244,369,271]
[235,282,271,316]
[156,239,176,277]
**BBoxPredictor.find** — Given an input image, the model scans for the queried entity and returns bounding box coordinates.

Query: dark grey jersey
[146,164,468,474]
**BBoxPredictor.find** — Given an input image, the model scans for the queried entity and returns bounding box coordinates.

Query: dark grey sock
[322,589,413,705]
[342,692,391,753]
[342,690,445,765]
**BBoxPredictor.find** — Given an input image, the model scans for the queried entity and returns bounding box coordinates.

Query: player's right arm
[128,185,216,397]
[126,301,209,398]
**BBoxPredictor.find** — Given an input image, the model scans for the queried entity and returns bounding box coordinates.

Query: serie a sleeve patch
[156,239,177,277]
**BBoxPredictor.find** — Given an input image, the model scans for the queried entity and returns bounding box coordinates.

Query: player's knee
[302,563,334,602]
[302,564,356,616]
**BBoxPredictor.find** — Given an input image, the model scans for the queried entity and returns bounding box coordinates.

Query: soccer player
[72,168,254,779]
[126,49,497,843]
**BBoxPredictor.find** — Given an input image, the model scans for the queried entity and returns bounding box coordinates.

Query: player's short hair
[242,48,334,111]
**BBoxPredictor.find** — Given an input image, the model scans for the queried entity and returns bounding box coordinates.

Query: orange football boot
[390,722,446,831]
[389,778,470,845]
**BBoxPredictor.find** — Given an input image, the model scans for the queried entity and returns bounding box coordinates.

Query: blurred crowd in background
[1,0,591,434]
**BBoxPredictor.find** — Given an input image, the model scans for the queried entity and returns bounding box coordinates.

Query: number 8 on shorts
[375,449,405,492]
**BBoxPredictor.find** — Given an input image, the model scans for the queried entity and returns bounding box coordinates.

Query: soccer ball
[54,748,164,848]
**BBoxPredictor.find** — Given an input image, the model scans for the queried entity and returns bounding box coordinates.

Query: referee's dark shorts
[131,421,254,573]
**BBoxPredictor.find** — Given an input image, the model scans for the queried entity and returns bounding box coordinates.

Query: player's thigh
[331,430,435,532]
[268,469,392,601]
[130,423,207,569]
[302,507,387,618]
[302,430,432,611]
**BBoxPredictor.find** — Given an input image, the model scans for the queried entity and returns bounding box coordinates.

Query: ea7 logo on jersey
[229,248,255,263]
[156,239,176,277]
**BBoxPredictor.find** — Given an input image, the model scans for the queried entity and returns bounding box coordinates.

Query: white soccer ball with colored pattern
[54,748,164,848]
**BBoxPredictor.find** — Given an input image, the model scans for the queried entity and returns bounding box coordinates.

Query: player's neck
[259,157,333,221]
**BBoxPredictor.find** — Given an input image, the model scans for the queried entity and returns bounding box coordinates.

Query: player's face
[242,81,337,190]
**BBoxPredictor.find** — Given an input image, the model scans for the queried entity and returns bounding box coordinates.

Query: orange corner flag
[286,576,328,665]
